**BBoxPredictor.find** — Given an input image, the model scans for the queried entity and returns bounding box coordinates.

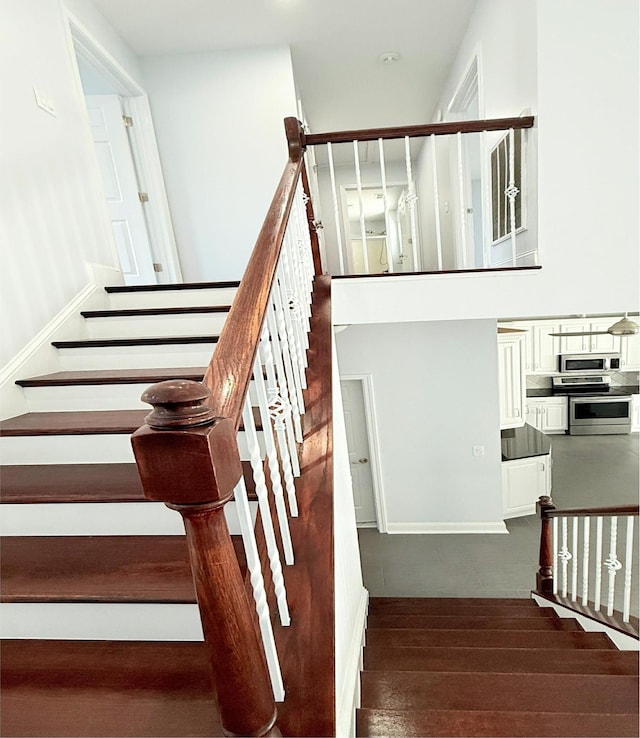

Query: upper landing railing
[536,496,639,638]
[302,116,537,277]
[132,118,321,737]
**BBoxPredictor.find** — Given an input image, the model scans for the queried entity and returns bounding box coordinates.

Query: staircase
[0,281,255,735]
[357,597,639,737]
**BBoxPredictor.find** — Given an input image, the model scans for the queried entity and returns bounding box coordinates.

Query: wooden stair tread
[1,462,256,503]
[365,627,617,650]
[366,614,583,631]
[81,306,231,318]
[0,407,262,436]
[360,671,639,714]
[368,597,542,614]
[52,335,220,349]
[0,535,245,602]
[363,644,639,675]
[356,707,640,737]
[15,367,207,387]
[1,639,221,737]
[369,604,556,618]
[105,280,240,293]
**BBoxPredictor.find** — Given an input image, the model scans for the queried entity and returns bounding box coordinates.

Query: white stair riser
[0,602,204,640]
[1,431,264,465]
[107,288,238,310]
[85,312,229,339]
[0,500,256,536]
[22,381,258,413]
[57,343,218,370]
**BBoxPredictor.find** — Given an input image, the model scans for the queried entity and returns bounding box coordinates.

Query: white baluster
[241,394,291,626]
[623,516,634,623]
[232,474,284,701]
[571,516,578,602]
[327,142,345,275]
[506,128,519,267]
[430,135,443,271]
[353,140,370,274]
[456,132,467,268]
[270,289,304,446]
[252,352,294,565]
[261,321,299,516]
[582,516,590,606]
[604,517,622,617]
[280,246,309,384]
[404,136,419,271]
[595,516,603,611]
[378,138,394,273]
[559,516,572,598]
[552,516,558,595]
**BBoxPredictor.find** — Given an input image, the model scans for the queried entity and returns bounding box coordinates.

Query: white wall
[334,0,638,324]
[335,319,504,532]
[140,47,298,282]
[0,0,130,368]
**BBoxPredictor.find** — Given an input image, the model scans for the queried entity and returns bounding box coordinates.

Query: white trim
[531,594,639,651]
[447,46,483,118]
[386,521,509,535]
[339,374,388,533]
[336,587,368,738]
[63,10,181,284]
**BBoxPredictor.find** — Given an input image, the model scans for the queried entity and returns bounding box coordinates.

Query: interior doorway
[66,14,182,285]
[340,378,381,527]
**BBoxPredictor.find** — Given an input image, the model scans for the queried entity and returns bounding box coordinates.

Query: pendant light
[607,313,640,336]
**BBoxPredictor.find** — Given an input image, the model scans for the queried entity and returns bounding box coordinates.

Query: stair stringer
[0,262,120,420]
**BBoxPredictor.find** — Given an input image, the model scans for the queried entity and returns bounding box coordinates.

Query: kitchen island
[501,424,552,519]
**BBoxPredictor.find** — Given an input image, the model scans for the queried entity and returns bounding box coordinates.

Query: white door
[85,94,157,285]
[340,379,377,525]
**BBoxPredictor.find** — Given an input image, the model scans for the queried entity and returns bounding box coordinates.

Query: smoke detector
[378,52,400,64]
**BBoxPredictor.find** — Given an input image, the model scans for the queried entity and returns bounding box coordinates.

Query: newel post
[536,495,556,594]
[131,380,278,738]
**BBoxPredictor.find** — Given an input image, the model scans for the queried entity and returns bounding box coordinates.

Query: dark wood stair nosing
[81,306,231,319]
[105,280,240,293]
[51,336,220,349]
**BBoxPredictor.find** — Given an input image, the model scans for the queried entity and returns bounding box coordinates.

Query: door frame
[340,374,388,532]
[64,11,183,284]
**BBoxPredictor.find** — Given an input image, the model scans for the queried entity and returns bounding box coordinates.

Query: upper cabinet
[498,332,526,429]
[501,318,640,374]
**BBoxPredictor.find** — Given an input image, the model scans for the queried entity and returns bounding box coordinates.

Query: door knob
[351,458,369,464]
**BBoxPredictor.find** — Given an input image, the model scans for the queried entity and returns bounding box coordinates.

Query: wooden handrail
[131,116,312,737]
[541,504,639,518]
[305,115,535,146]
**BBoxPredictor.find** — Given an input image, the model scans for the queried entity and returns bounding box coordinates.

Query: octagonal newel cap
[141,379,218,429]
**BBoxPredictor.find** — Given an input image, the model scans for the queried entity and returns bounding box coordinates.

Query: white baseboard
[386,521,509,534]
[0,263,121,419]
[336,586,368,738]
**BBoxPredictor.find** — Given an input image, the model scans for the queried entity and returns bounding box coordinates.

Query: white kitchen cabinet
[559,322,590,354]
[588,321,622,353]
[632,395,640,433]
[502,453,552,519]
[525,396,568,434]
[498,332,526,429]
[531,323,562,374]
[621,333,640,371]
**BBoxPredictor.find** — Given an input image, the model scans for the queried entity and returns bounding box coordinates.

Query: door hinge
[153,263,163,273]
[138,192,149,203]
[122,115,134,127]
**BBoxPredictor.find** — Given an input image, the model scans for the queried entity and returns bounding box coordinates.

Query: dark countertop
[527,385,639,398]
[501,423,552,461]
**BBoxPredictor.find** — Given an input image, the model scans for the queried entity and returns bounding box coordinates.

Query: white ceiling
[89,0,477,132]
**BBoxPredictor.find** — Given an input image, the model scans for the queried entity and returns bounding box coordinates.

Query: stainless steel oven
[568,395,632,435]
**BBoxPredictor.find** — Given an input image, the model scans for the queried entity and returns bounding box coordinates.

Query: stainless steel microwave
[559,353,621,374]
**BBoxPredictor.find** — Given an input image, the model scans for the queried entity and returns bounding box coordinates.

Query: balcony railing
[303,116,537,277]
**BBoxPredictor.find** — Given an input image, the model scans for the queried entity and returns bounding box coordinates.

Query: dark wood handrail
[305,115,535,146]
[542,504,639,518]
